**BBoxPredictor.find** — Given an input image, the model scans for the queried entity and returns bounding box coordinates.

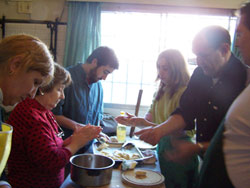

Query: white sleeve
[223,85,250,188]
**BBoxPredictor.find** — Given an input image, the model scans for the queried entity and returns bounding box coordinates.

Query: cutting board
[122,169,165,188]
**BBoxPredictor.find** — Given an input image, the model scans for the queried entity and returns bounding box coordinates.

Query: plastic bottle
[116,111,127,143]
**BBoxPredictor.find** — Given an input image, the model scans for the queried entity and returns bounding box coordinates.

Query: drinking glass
[0,123,13,176]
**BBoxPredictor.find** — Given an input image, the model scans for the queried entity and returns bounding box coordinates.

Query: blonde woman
[116,49,198,188]
[0,34,54,187]
[0,34,54,114]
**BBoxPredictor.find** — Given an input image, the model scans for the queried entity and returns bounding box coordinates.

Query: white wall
[0,0,67,21]
[0,0,68,65]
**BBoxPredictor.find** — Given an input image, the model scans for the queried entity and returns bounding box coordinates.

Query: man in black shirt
[135,25,247,162]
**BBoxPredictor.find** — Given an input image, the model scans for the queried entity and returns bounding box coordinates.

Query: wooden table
[60,154,165,188]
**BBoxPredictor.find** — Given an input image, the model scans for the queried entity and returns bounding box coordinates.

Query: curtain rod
[101,2,236,16]
[0,18,67,25]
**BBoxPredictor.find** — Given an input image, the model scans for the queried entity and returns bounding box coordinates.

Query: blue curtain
[232,18,242,61]
[63,2,101,67]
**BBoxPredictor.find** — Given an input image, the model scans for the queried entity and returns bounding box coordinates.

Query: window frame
[101,3,237,114]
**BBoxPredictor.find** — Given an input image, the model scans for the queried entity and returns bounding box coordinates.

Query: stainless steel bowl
[70,154,115,187]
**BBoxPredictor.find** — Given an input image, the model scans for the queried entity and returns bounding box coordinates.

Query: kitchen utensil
[96,137,105,144]
[70,154,115,187]
[120,142,135,150]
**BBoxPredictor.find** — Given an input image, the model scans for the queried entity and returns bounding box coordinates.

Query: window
[101,10,237,106]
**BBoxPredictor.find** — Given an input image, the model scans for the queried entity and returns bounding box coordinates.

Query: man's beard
[88,67,99,84]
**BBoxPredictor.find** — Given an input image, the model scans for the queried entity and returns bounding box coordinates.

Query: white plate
[122,169,165,187]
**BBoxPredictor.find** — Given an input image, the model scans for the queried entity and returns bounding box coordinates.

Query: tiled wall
[1,23,67,65]
[57,25,67,65]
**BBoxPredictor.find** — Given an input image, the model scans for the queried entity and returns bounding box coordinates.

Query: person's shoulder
[89,81,103,95]
[96,81,103,89]
[67,63,83,71]
[193,66,203,74]
[190,66,205,80]
[230,54,247,70]
[177,85,187,94]
[229,54,247,80]
[12,98,43,117]
[13,97,33,112]
[67,63,85,81]
[7,98,44,129]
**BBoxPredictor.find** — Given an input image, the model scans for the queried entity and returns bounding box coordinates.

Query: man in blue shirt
[53,46,119,152]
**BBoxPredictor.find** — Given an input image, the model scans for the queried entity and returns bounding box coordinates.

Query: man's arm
[135,114,187,146]
[115,112,156,127]
[54,115,82,130]
[165,140,210,164]
[55,115,109,141]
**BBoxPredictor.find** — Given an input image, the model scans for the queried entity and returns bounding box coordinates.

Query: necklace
[47,112,65,138]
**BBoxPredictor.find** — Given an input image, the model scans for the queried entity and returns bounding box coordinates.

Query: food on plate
[95,141,143,161]
[97,143,109,151]
[113,151,130,160]
[131,153,140,160]
[110,136,118,143]
[135,170,147,179]
[99,150,141,161]
[100,151,115,159]
[99,136,108,143]
[141,149,156,164]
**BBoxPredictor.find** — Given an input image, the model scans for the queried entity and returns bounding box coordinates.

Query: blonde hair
[156,49,190,100]
[0,34,54,85]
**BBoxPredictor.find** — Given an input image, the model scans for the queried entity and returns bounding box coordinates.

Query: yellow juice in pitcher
[0,123,13,176]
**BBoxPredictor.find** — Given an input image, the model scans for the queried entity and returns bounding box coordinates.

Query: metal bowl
[70,154,115,187]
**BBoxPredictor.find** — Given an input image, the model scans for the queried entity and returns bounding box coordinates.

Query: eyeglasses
[48,112,65,138]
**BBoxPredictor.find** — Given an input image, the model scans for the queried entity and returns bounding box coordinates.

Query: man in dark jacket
[135,25,247,163]
[197,3,250,188]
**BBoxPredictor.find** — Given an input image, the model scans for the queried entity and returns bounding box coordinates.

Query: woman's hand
[115,112,135,126]
[73,124,102,147]
[65,124,102,154]
[115,112,149,127]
